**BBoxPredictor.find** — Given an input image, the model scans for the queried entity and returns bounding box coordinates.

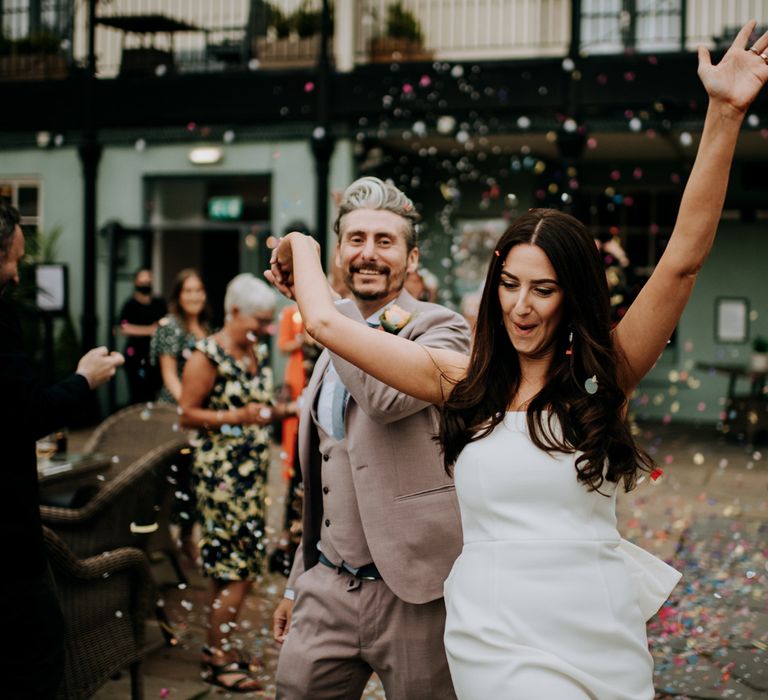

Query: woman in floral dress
[180,273,297,692]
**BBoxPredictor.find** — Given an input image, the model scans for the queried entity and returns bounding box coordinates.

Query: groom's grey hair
[333,177,420,251]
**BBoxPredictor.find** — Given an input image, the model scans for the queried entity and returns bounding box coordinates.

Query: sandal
[201,657,262,693]
[202,645,263,673]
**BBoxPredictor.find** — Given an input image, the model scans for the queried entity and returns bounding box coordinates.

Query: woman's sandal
[202,645,263,673]
[201,649,262,693]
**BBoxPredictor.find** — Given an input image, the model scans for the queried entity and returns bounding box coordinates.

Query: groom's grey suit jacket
[287,289,470,604]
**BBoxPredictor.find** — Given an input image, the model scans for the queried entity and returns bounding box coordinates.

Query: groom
[272,177,470,699]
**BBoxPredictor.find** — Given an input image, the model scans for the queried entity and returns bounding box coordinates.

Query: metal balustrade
[357,0,570,62]
[1,1,767,80]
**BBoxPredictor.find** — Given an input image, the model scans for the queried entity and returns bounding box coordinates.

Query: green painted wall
[634,222,768,424]
[0,147,83,321]
[0,137,355,406]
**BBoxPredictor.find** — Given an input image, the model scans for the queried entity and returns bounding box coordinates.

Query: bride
[267,22,768,699]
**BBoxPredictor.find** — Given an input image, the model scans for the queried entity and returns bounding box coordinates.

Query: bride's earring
[584,375,598,395]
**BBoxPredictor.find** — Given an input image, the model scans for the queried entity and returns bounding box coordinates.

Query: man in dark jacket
[0,201,124,699]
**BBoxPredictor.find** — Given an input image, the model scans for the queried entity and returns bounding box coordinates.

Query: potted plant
[0,30,68,80]
[255,1,329,69]
[751,336,768,372]
[370,1,432,63]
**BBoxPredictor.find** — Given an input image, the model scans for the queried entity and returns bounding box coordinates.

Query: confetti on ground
[650,518,767,699]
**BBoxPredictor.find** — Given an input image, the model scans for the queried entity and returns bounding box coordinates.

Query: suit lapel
[298,350,330,480]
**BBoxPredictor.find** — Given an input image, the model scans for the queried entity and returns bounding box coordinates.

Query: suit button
[324,519,330,526]
[322,453,330,462]
[322,486,329,494]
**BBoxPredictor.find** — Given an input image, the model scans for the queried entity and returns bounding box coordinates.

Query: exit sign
[208,196,243,221]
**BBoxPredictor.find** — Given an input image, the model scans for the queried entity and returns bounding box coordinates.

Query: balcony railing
[0,0,73,80]
[356,0,570,63]
[1,1,766,81]
[580,0,768,55]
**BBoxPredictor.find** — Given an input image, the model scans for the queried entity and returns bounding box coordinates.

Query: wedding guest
[180,273,296,692]
[151,268,210,562]
[152,268,209,404]
[0,201,124,700]
[118,268,166,403]
[405,266,439,302]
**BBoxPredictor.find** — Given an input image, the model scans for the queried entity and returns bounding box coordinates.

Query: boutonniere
[379,304,415,334]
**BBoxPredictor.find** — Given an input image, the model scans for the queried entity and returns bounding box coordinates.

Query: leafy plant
[8,31,62,55]
[386,1,423,43]
[9,227,81,380]
[265,3,291,39]
[293,1,323,38]
[262,1,330,40]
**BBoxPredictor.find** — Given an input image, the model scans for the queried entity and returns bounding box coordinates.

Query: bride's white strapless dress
[444,412,681,699]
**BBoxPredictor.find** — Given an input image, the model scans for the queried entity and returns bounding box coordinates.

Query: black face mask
[135,284,152,295]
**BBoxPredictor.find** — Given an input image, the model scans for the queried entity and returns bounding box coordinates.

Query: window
[581,0,682,54]
[0,179,42,235]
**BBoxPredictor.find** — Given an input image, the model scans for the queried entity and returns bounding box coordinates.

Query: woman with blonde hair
[180,273,297,692]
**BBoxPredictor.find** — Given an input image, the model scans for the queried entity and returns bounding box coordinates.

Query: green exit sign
[208,196,243,221]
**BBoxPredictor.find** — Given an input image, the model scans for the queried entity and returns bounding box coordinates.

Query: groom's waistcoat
[287,290,471,604]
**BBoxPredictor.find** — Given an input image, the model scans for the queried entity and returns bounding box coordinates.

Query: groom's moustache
[350,264,390,275]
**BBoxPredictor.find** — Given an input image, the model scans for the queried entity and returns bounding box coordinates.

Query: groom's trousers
[276,563,455,700]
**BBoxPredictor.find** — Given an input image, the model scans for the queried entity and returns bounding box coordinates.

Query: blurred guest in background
[405,266,439,302]
[460,284,484,333]
[276,303,307,479]
[272,302,321,576]
[118,268,166,404]
[152,268,210,404]
[274,222,313,482]
[180,273,296,692]
[151,268,210,564]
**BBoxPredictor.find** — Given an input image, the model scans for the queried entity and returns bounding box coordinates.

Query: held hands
[265,231,322,300]
[265,233,298,299]
[76,347,125,389]
[699,21,768,115]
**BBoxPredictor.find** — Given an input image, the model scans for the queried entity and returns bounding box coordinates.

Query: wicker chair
[81,402,187,469]
[44,527,153,700]
[45,403,192,582]
[40,440,187,558]
[40,438,191,644]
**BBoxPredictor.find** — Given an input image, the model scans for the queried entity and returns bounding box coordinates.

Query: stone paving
[89,421,766,700]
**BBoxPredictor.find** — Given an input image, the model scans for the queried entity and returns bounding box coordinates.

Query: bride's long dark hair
[439,209,652,492]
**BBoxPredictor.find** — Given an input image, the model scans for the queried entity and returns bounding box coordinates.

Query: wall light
[188,146,223,165]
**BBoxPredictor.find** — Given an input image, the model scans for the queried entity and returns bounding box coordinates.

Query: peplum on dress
[444,412,681,700]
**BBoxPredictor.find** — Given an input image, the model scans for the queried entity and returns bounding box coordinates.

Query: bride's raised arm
[612,20,768,393]
[266,232,469,405]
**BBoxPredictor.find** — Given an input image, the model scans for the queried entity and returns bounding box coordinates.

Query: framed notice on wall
[36,263,68,315]
[715,297,749,343]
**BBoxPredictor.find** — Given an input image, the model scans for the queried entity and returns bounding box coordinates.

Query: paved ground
[87,421,767,700]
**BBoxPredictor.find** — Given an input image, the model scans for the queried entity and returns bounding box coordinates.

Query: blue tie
[331,379,348,440]
[330,320,380,439]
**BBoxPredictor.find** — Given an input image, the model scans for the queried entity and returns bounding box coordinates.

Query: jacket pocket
[394,482,456,502]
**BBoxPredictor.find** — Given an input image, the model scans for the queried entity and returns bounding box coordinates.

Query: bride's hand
[698,20,768,116]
